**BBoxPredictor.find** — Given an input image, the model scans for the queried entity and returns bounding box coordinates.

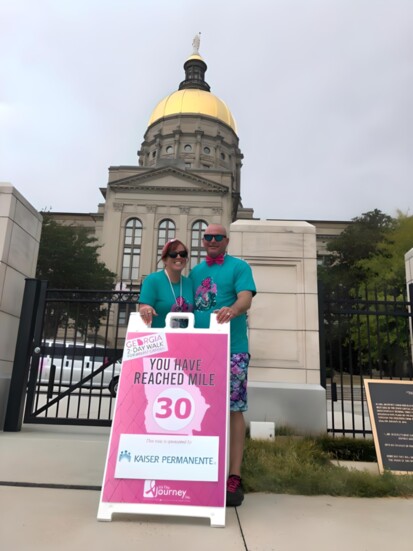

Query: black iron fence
[5,279,413,436]
[319,282,413,437]
[4,280,139,430]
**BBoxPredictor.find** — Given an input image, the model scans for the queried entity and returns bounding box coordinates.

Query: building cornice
[107,166,229,195]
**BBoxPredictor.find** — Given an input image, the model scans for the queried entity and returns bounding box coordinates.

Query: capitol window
[122,218,142,281]
[190,220,207,269]
[157,219,176,266]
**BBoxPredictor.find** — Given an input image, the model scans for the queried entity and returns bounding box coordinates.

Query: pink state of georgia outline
[142,357,210,435]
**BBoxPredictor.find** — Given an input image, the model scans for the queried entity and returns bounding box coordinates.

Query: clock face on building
[184,144,192,152]
[166,146,173,153]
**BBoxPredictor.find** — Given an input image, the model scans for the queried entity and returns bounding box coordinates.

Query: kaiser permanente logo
[125,333,168,359]
[143,480,189,501]
[119,450,131,462]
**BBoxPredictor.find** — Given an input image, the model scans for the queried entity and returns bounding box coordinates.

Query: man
[190,224,256,507]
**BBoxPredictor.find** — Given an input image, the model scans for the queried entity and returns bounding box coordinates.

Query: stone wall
[0,184,42,427]
[229,220,326,433]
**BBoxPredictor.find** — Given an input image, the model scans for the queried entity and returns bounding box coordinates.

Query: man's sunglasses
[203,234,227,242]
[168,250,188,258]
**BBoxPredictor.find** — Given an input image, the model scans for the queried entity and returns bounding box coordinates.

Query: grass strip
[242,436,413,498]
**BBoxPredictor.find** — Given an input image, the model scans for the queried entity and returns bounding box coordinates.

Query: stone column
[143,206,157,276]
[228,220,326,434]
[195,130,203,166]
[99,199,123,275]
[178,207,190,245]
[405,248,413,362]
[0,184,42,429]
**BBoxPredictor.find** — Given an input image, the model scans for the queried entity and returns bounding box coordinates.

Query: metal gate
[319,282,413,437]
[4,279,139,430]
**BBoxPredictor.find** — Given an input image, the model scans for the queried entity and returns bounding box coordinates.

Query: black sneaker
[226,474,244,507]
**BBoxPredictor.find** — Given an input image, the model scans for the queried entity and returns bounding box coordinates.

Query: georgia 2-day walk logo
[124,333,168,360]
[143,480,189,501]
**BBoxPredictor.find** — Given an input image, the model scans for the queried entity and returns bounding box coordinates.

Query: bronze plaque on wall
[365,380,413,474]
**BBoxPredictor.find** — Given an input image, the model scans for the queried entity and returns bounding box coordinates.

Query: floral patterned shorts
[230,353,250,412]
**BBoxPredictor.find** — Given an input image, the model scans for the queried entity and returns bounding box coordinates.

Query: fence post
[409,282,413,371]
[4,279,44,431]
[318,280,327,389]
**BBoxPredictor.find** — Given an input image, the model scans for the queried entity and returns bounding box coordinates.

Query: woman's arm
[139,303,158,326]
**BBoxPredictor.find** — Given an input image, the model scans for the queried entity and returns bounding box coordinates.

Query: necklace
[164,269,183,311]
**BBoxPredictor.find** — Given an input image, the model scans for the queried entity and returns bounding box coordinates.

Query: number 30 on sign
[153,388,195,430]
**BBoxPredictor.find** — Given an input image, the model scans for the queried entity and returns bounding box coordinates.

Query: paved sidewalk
[1,425,412,550]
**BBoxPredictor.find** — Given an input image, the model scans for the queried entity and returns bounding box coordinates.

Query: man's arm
[215,290,253,324]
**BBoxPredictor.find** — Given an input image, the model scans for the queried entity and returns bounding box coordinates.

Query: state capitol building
[49,40,348,288]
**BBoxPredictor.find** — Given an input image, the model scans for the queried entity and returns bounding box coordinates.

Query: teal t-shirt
[189,255,256,353]
[139,271,194,328]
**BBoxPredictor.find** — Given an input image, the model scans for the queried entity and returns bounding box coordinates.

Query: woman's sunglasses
[203,234,226,242]
[168,250,188,258]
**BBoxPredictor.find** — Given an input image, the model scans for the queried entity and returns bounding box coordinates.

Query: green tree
[36,215,116,289]
[348,213,413,377]
[319,209,396,288]
[36,215,116,336]
[357,211,413,289]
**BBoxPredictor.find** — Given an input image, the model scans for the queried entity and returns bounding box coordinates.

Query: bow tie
[206,254,225,266]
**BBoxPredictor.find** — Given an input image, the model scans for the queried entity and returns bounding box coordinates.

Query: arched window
[122,218,142,282]
[157,219,176,265]
[190,220,207,269]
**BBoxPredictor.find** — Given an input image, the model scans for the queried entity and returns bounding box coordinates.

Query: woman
[139,239,193,327]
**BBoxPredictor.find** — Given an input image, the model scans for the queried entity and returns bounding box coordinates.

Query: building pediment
[107,166,229,195]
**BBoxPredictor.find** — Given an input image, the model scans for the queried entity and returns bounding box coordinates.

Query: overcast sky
[1,0,412,222]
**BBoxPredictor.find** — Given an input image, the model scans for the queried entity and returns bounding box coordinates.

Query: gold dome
[148,88,237,133]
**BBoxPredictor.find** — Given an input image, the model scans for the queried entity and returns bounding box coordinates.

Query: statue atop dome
[192,32,201,55]
[180,32,210,92]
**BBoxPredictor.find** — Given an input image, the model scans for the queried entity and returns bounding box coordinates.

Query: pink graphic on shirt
[194,276,217,311]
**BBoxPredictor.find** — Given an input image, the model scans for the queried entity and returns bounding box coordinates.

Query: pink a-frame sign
[97,313,230,527]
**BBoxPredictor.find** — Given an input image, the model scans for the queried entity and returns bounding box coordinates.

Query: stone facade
[98,164,235,280]
[0,184,42,427]
[230,220,326,433]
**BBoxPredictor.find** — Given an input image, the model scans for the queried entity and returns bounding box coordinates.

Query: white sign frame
[97,312,230,527]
